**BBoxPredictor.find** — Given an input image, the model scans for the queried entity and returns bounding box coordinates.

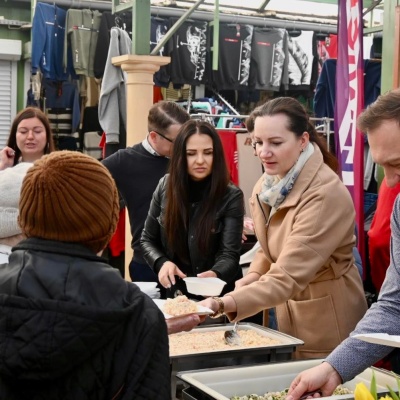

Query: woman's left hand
[197,270,217,278]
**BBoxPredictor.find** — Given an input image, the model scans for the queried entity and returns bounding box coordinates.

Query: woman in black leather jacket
[141,120,244,299]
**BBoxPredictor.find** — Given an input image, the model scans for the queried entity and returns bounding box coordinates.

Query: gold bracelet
[210,297,225,318]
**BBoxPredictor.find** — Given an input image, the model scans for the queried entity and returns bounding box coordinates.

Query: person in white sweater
[0,106,55,262]
[0,162,32,263]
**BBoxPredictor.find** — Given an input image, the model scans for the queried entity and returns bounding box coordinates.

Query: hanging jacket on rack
[249,28,289,91]
[31,3,69,81]
[98,27,130,147]
[93,11,132,79]
[41,78,81,134]
[314,59,381,120]
[210,23,254,90]
[314,58,381,191]
[287,30,315,88]
[151,17,171,87]
[80,105,103,158]
[168,18,208,86]
[63,9,102,77]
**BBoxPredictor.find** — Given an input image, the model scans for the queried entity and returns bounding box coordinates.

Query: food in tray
[230,386,353,400]
[169,329,281,356]
[163,295,198,316]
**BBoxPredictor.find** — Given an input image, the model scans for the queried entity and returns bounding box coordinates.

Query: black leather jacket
[141,175,244,295]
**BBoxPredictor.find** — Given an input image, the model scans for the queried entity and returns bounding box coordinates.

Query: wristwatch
[210,297,225,318]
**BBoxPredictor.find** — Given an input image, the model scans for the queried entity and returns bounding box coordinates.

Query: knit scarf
[259,143,314,209]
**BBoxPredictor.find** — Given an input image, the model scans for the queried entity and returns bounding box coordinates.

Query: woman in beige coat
[201,97,367,359]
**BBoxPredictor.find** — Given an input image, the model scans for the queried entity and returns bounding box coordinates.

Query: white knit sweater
[0,162,32,238]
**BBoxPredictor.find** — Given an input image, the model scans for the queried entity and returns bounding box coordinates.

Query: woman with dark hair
[201,97,367,358]
[141,120,244,298]
[0,107,55,169]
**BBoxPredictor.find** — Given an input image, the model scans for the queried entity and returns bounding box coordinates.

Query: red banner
[335,0,365,267]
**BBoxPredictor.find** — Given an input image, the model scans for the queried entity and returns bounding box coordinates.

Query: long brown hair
[251,97,338,172]
[164,120,230,256]
[7,107,55,165]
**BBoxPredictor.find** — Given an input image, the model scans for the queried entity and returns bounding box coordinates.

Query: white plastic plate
[353,333,400,347]
[153,298,213,319]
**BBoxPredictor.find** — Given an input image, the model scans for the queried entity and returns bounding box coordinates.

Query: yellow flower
[355,383,376,400]
[354,370,400,400]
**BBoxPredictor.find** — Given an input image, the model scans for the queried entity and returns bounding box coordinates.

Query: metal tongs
[224,322,241,346]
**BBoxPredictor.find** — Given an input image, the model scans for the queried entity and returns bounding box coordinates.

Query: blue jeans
[268,308,278,330]
[353,247,364,278]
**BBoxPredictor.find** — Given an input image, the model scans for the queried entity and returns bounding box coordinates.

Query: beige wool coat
[226,145,367,359]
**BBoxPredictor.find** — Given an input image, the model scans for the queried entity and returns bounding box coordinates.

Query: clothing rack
[17,0,339,34]
[190,113,334,150]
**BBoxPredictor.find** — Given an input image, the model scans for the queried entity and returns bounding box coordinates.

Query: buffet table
[169,322,304,399]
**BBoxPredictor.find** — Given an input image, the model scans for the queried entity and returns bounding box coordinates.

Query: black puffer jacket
[0,238,171,400]
[141,175,244,295]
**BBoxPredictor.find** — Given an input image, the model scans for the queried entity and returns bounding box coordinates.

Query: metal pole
[15,0,339,33]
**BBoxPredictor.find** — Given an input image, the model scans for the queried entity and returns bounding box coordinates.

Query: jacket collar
[13,238,106,262]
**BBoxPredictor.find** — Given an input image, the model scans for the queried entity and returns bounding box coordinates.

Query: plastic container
[178,359,398,400]
[184,277,226,296]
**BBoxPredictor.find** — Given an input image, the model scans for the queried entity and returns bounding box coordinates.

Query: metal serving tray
[178,359,398,400]
[170,323,304,399]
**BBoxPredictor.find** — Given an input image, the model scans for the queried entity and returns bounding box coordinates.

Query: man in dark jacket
[0,151,171,400]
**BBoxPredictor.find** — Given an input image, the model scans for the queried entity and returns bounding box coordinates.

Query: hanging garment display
[151,17,171,87]
[314,59,381,120]
[249,28,289,91]
[63,9,102,77]
[168,18,208,86]
[98,27,130,148]
[314,58,381,190]
[287,30,314,86]
[33,78,81,151]
[210,23,254,90]
[35,78,81,134]
[31,3,70,81]
[93,11,132,79]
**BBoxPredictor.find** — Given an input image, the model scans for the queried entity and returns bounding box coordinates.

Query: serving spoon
[224,322,241,346]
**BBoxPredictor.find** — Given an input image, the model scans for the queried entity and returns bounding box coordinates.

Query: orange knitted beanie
[19,151,119,254]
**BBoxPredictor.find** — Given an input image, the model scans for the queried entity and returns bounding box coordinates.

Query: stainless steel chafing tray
[178,359,398,400]
[170,322,304,399]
